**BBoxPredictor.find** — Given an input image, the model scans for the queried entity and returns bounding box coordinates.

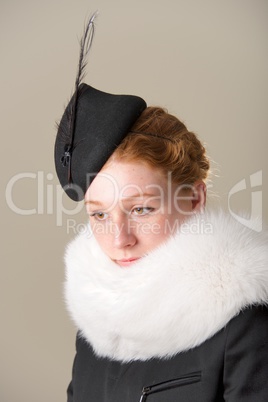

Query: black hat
[55,84,146,201]
[54,13,147,201]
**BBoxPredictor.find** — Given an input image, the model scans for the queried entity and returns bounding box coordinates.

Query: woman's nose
[113,221,137,249]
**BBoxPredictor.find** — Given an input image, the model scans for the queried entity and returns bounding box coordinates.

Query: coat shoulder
[222,304,268,400]
[226,304,268,340]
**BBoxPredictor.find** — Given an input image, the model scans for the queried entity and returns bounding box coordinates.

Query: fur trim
[64,210,268,362]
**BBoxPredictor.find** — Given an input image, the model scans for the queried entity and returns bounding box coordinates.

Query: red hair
[112,107,210,185]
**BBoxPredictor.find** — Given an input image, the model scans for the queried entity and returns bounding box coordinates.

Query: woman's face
[85,160,205,267]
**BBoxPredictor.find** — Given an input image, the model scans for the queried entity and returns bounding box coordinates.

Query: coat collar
[64,210,268,361]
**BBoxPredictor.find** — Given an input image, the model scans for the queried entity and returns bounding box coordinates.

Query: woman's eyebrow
[84,200,103,206]
[121,192,160,199]
[85,192,160,206]
[121,193,161,201]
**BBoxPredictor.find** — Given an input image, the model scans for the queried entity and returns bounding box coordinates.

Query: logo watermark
[5,170,263,232]
[5,171,84,226]
[228,170,262,232]
[65,218,213,237]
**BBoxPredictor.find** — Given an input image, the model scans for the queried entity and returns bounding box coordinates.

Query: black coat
[67,305,268,402]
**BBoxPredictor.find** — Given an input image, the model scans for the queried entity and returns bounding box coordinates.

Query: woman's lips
[115,258,140,267]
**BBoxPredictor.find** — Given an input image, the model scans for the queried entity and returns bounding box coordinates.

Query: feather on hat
[54,12,147,201]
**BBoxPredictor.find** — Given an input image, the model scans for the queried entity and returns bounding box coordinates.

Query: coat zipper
[139,372,201,402]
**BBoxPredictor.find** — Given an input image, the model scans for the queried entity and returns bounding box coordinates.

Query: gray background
[1,0,267,401]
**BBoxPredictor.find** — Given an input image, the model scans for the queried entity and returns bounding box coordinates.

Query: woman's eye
[132,207,153,216]
[90,212,108,221]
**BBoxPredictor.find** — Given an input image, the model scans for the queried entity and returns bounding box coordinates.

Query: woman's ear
[191,181,206,212]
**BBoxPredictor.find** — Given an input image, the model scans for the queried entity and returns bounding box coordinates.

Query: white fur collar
[64,210,268,362]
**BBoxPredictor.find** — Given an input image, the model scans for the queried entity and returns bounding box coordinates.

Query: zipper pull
[139,387,151,402]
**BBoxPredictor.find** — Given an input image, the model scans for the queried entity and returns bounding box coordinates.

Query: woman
[55,16,268,402]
